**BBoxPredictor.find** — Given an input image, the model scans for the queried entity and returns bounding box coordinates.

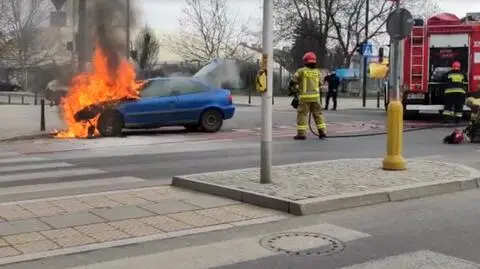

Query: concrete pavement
[233,95,383,110]
[0,105,64,141]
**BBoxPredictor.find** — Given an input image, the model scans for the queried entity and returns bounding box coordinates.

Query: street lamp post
[260,0,273,184]
[125,0,130,59]
[362,0,369,107]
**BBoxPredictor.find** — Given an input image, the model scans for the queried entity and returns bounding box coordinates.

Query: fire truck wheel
[97,110,124,137]
[200,109,223,132]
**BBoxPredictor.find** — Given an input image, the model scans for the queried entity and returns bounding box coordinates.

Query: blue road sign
[362,42,374,57]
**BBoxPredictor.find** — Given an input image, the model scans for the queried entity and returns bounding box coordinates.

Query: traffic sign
[387,8,414,41]
[362,42,374,57]
[51,0,66,11]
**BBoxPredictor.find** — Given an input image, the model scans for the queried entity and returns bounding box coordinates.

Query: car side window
[140,80,172,98]
[171,80,208,95]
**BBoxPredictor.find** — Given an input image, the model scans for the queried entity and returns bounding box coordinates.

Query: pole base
[382,155,406,170]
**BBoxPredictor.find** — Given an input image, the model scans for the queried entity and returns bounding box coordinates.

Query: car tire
[184,124,200,132]
[200,109,223,132]
[97,110,124,137]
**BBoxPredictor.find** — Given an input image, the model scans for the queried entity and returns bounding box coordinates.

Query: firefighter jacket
[291,67,322,102]
[442,70,468,94]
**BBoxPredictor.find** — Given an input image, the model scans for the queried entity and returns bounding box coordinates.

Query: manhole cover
[259,232,345,256]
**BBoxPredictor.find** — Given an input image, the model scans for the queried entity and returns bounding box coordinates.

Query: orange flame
[56,45,143,138]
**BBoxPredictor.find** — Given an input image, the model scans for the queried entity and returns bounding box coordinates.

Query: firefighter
[442,61,468,123]
[288,52,327,140]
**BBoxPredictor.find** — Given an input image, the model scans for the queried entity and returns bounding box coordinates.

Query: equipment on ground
[385,12,480,118]
[443,128,465,144]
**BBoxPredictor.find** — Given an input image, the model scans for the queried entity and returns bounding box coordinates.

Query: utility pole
[125,0,130,59]
[77,0,87,72]
[362,0,370,107]
[260,0,273,184]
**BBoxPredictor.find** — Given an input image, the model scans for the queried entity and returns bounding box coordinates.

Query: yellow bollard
[382,100,406,170]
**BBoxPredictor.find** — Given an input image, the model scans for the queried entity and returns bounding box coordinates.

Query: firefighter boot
[318,129,327,139]
[294,134,306,140]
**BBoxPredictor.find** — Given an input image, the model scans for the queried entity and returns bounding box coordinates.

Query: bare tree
[0,0,61,84]
[273,0,333,68]
[326,0,441,66]
[132,26,160,78]
[274,0,441,68]
[164,0,253,62]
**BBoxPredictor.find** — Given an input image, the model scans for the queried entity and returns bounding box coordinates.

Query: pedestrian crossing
[0,151,147,196]
[60,221,480,269]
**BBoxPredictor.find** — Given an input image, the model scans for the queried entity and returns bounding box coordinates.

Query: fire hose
[289,94,465,138]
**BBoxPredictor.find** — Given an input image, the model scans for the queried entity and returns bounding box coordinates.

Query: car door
[121,79,178,127]
[171,79,211,124]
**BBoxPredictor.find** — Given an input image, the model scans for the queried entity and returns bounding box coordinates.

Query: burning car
[72,76,235,137]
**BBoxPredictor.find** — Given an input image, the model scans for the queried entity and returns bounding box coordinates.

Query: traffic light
[378,47,384,63]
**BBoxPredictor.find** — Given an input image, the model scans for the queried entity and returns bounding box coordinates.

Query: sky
[137,0,477,61]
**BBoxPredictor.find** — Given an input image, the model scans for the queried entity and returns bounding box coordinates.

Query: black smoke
[90,0,136,76]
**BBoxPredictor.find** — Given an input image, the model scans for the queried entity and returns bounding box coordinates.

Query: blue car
[74,76,235,137]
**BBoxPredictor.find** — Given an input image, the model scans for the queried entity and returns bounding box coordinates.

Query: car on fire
[74,76,236,137]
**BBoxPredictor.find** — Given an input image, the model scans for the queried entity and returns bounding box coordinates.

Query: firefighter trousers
[443,91,466,120]
[297,101,326,136]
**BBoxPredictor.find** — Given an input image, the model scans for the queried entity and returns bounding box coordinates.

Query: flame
[55,45,143,138]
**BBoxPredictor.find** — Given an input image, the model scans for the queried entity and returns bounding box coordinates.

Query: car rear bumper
[405,104,471,112]
[223,106,235,119]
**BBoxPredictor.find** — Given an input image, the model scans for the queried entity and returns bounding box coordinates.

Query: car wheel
[200,109,223,132]
[97,110,124,137]
[184,124,200,132]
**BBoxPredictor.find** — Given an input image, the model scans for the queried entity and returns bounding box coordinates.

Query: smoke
[90,0,136,75]
[194,59,242,89]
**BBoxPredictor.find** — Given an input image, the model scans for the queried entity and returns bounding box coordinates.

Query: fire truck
[384,12,480,117]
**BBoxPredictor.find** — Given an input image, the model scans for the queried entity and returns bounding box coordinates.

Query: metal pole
[125,0,130,58]
[362,0,369,107]
[260,0,273,184]
[77,0,87,72]
[393,1,400,101]
[40,99,45,131]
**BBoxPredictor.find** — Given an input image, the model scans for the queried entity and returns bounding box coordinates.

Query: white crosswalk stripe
[60,221,480,269]
[339,250,480,268]
[0,151,147,195]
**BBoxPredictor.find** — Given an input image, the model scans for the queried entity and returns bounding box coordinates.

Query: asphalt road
[3,106,480,268]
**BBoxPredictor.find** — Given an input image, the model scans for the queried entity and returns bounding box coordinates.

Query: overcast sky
[137,0,476,60]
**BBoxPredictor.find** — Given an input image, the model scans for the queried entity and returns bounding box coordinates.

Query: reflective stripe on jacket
[292,67,321,102]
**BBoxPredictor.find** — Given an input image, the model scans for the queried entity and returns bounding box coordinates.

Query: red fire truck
[385,12,480,117]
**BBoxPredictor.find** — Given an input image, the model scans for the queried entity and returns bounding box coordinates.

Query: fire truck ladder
[410,26,425,91]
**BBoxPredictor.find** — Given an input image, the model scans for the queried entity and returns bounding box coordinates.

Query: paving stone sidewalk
[173,158,480,215]
[0,186,286,264]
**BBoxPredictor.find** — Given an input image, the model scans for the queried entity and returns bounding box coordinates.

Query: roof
[428,13,461,25]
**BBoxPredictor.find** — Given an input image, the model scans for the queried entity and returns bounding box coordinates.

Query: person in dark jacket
[324,70,340,110]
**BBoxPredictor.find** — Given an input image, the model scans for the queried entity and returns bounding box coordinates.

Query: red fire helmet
[452,61,461,70]
[303,52,317,64]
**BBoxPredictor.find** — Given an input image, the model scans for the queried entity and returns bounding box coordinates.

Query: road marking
[339,250,480,268]
[0,162,74,173]
[0,168,106,182]
[61,223,370,269]
[0,156,46,164]
[0,152,20,158]
[0,176,146,195]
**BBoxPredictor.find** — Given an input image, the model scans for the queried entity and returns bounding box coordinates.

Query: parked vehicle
[0,81,22,92]
[384,12,480,117]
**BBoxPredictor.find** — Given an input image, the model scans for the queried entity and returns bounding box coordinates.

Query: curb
[172,174,480,216]
[0,133,50,143]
